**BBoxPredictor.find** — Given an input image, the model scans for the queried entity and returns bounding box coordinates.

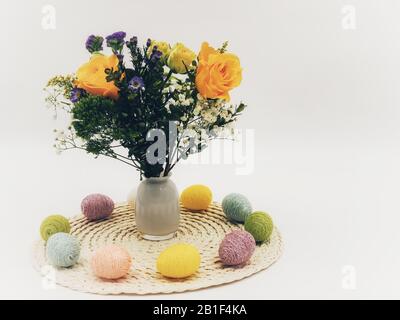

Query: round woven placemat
[33,202,283,295]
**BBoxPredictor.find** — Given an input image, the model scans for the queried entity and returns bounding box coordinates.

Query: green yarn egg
[244,211,274,243]
[222,193,252,223]
[40,215,71,241]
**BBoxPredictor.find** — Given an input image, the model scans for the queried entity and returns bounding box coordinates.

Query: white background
[1,0,400,299]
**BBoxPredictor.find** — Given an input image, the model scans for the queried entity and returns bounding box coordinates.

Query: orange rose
[75,54,120,99]
[196,42,242,101]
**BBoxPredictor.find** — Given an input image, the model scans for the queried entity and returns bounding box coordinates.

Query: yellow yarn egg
[180,184,212,210]
[156,243,201,279]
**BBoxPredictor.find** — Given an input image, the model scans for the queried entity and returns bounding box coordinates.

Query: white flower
[163,66,171,75]
[182,99,191,106]
[201,109,217,123]
[56,130,65,138]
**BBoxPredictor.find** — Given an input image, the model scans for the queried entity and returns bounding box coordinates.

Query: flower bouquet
[45,32,247,239]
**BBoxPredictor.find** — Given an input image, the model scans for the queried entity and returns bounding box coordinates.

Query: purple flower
[85,35,103,53]
[150,50,163,63]
[128,76,144,92]
[106,31,126,45]
[70,88,84,103]
[146,38,152,47]
[127,36,138,47]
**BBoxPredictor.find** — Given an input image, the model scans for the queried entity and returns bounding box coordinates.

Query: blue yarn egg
[222,193,252,223]
[46,233,80,268]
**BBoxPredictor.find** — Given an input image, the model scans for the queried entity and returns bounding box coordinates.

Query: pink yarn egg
[91,245,132,280]
[81,194,114,221]
[219,230,256,266]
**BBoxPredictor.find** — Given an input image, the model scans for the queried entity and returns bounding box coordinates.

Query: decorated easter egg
[81,193,114,221]
[46,233,80,268]
[180,185,213,211]
[244,211,274,243]
[156,243,201,278]
[222,193,252,223]
[40,215,71,241]
[91,245,132,280]
[219,230,256,266]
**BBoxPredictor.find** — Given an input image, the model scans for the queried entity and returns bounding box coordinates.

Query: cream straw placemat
[33,203,283,295]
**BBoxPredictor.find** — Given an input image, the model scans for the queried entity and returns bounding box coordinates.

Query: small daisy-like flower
[70,88,84,103]
[128,76,145,92]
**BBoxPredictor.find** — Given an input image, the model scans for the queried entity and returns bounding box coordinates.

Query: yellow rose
[195,42,242,101]
[167,43,196,74]
[75,54,120,99]
[147,41,171,62]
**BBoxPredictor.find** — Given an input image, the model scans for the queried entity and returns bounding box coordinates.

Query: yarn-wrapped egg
[180,185,212,211]
[46,233,80,268]
[81,193,114,221]
[40,215,71,241]
[91,245,132,280]
[219,230,256,266]
[156,243,201,278]
[244,211,274,243]
[222,193,252,223]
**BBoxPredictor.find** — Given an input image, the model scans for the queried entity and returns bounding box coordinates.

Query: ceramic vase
[135,175,180,240]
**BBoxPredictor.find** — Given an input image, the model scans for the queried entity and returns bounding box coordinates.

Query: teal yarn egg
[222,193,252,223]
[46,233,80,268]
[244,211,274,243]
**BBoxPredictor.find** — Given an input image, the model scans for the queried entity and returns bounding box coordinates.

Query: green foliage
[72,96,115,140]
